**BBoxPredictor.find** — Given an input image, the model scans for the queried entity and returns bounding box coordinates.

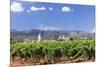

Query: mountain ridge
[11,29,95,40]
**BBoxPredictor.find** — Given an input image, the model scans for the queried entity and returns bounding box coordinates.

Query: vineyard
[10,39,95,66]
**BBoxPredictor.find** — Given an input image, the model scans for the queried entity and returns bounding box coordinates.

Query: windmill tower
[38,32,41,42]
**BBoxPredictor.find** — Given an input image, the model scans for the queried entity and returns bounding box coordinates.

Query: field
[10,38,95,66]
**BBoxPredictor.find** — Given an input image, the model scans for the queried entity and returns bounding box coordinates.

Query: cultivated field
[10,39,95,66]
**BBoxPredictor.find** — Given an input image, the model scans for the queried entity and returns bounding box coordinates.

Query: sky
[10,0,95,32]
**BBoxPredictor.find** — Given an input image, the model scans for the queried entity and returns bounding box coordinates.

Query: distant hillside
[10,29,95,40]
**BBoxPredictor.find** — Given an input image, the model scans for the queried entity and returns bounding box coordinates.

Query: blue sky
[11,0,95,32]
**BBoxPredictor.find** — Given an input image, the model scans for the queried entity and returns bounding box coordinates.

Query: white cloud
[28,6,53,12]
[11,2,24,12]
[27,10,31,12]
[48,7,53,11]
[30,6,46,11]
[62,6,73,12]
[39,24,64,31]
